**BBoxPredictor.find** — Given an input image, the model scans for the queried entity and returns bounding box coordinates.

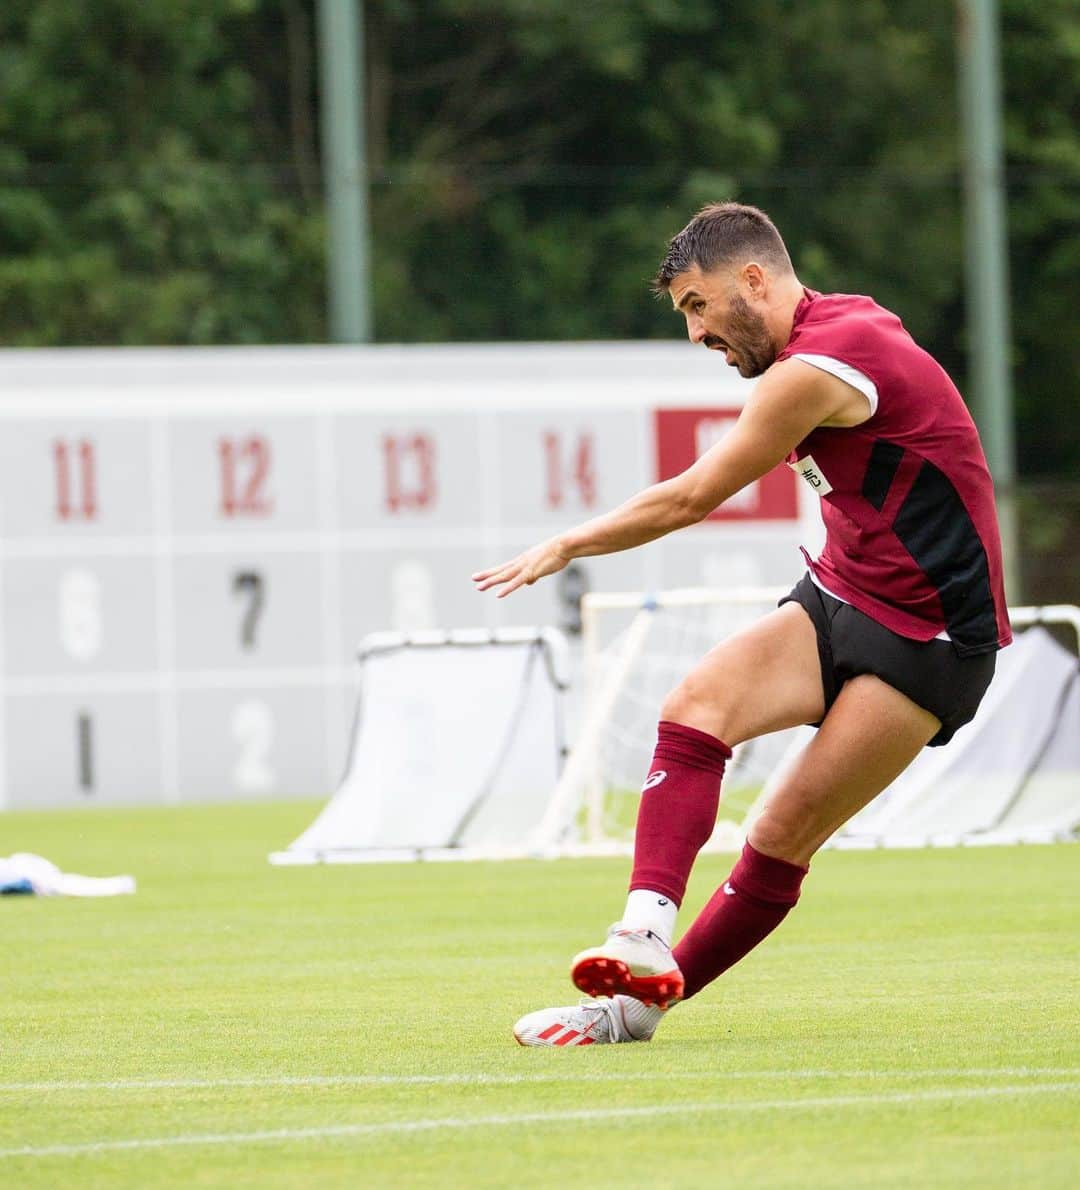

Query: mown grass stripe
[3,1082,1078,1160]
[0,1067,1075,1093]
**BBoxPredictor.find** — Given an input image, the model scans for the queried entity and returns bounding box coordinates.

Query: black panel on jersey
[891,460,998,655]
[862,440,905,511]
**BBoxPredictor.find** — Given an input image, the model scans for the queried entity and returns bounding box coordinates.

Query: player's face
[670,266,777,378]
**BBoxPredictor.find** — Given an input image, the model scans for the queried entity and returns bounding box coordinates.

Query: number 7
[233,571,266,649]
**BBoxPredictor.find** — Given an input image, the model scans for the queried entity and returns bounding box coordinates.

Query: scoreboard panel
[0,344,818,810]
[0,417,157,538]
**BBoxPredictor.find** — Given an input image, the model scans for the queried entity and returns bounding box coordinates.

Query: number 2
[231,700,276,792]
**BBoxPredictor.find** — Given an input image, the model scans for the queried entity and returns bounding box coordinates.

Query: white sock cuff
[622,888,678,946]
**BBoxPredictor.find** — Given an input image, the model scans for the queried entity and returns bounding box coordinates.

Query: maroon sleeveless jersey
[777,289,1011,656]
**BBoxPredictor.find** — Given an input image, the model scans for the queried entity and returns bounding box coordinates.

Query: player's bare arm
[471,360,865,598]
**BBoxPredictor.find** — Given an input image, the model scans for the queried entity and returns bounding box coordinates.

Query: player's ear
[743,262,767,298]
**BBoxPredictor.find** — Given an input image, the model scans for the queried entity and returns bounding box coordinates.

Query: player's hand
[472,539,571,598]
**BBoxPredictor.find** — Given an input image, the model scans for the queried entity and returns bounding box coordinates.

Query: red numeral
[384,433,436,512]
[543,431,596,509]
[219,436,273,517]
[54,439,97,521]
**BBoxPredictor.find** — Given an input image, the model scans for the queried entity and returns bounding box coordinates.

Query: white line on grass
[2,1082,1078,1160]
[0,1067,1076,1094]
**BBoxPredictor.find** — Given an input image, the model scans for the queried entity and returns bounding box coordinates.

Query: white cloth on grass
[0,853,135,897]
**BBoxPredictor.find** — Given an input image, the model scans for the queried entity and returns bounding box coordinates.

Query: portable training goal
[530,589,1080,855]
[269,627,569,864]
[272,595,1079,865]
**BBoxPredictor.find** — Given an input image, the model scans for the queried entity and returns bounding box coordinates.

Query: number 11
[54,440,97,521]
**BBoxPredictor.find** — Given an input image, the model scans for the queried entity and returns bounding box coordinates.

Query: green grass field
[2,800,1077,1188]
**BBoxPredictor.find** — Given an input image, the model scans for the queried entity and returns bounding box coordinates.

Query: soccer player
[472,203,1011,1047]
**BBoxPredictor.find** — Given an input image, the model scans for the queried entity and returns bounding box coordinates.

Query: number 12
[219,436,272,517]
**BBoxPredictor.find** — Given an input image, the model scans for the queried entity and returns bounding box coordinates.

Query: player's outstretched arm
[472,360,860,599]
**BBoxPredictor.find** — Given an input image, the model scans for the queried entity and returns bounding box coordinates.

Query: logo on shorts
[642,770,667,790]
[723,881,736,896]
[789,454,833,497]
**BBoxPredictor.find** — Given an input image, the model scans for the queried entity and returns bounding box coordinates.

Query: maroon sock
[674,841,808,999]
[628,720,732,906]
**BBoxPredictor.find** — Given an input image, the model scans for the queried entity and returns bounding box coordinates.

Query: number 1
[76,712,94,794]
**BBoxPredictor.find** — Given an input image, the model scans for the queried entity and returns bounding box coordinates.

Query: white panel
[174,685,333,800]
[494,408,644,529]
[168,416,321,534]
[334,412,486,530]
[338,545,494,646]
[3,556,159,677]
[171,550,326,671]
[0,417,154,539]
[5,692,163,808]
[655,526,810,593]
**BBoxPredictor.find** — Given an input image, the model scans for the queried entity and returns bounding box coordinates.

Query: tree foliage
[0,0,1075,475]
[0,0,326,344]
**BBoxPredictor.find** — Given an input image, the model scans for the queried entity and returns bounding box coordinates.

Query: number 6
[59,568,103,662]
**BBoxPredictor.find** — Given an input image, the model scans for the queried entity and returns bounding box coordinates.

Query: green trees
[0,1,325,344]
[0,0,1075,476]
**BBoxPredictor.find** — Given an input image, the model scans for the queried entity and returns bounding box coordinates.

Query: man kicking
[472,202,1011,1046]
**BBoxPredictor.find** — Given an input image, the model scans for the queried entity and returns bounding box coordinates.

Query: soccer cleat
[571,924,684,1008]
[513,997,647,1047]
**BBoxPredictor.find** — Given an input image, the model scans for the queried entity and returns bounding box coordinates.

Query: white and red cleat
[513,997,649,1047]
[571,925,684,1009]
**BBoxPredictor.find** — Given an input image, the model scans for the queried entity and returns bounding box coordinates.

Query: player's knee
[659,682,691,724]
[660,675,733,740]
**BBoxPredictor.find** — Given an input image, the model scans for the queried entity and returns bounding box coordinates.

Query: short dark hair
[652,202,793,293]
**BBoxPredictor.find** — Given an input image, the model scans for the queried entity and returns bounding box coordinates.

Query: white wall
[0,343,819,808]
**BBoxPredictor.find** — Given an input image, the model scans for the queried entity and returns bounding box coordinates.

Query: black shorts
[780,573,997,747]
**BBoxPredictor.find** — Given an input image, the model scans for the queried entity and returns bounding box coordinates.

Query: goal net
[529,590,1080,855]
[530,587,797,856]
[270,628,568,863]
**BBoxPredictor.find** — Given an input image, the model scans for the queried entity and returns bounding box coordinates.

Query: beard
[720,294,777,378]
